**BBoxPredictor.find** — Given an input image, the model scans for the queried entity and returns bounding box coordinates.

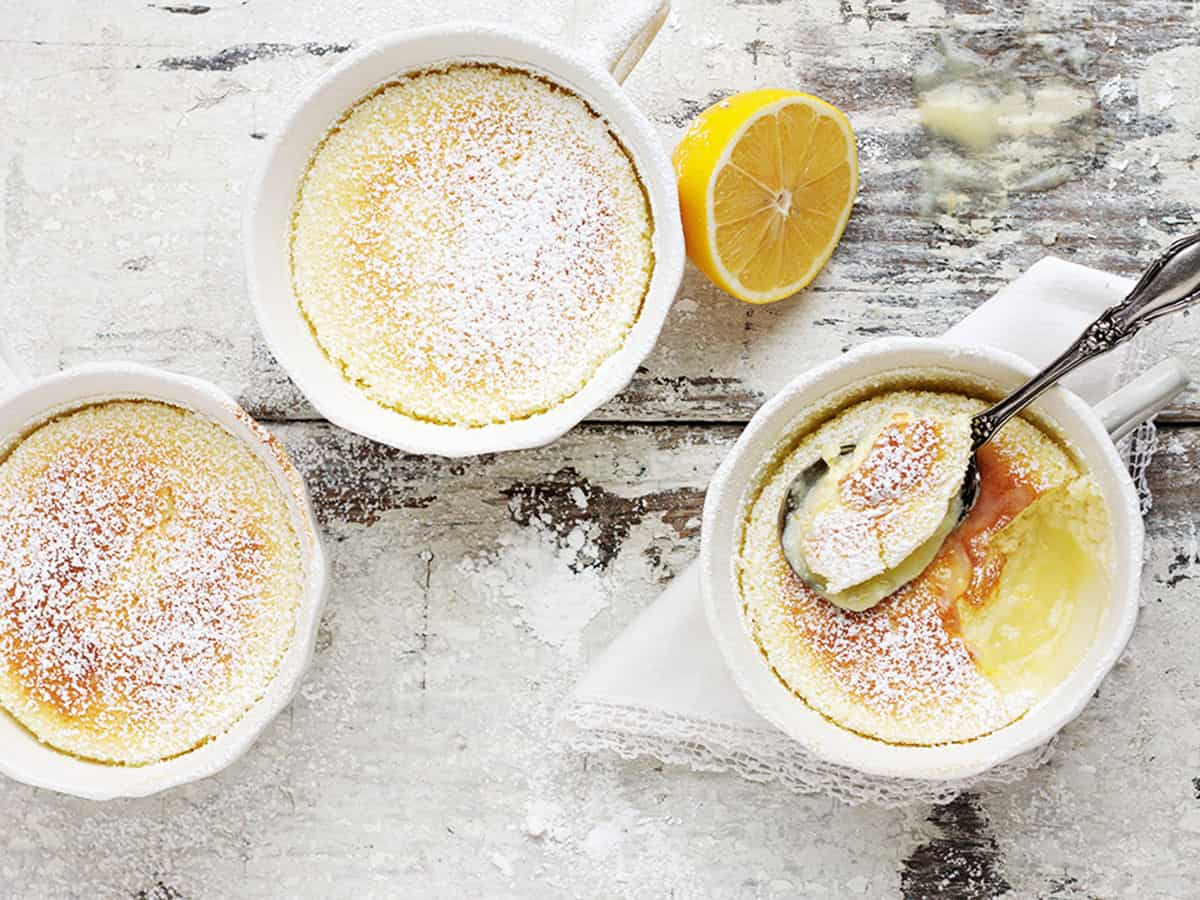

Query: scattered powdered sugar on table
[0,401,303,765]
[291,63,655,427]
[457,526,610,660]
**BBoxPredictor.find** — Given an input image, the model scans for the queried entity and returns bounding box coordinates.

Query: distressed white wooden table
[3,1,1200,897]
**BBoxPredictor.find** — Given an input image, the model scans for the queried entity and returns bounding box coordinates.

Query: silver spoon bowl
[780,231,1200,609]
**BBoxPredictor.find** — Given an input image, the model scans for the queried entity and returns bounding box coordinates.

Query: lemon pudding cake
[737,388,1110,745]
[290,63,655,427]
[781,403,974,611]
[0,401,303,765]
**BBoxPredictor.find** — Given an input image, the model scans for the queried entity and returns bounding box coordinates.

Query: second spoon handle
[969,232,1200,448]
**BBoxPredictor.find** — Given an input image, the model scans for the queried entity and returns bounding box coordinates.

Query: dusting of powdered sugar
[290,63,655,427]
[794,409,973,592]
[0,401,303,765]
[839,415,944,508]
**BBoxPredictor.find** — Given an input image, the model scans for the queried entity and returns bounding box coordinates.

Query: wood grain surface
[1,1,1198,897]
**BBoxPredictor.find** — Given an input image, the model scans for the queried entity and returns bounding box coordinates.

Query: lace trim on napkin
[561,323,1166,808]
[561,700,1058,807]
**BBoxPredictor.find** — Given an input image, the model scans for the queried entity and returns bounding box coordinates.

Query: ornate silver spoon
[780,231,1200,610]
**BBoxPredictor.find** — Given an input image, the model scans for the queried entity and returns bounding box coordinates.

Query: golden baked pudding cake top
[737,388,1111,746]
[0,401,303,765]
[290,63,656,427]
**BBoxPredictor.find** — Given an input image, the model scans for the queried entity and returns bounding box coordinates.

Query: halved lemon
[673,90,858,304]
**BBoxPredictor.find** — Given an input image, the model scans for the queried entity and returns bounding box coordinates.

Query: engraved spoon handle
[970,232,1200,448]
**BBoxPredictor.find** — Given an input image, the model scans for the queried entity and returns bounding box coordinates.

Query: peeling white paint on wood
[2,0,1199,421]
[0,421,1197,897]
[1,1,1200,897]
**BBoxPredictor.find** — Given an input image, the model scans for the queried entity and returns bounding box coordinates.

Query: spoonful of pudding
[780,232,1200,612]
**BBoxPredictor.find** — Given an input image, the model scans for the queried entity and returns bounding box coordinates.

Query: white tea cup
[701,337,1187,781]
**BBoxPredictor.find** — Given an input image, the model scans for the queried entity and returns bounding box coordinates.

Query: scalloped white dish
[0,358,327,800]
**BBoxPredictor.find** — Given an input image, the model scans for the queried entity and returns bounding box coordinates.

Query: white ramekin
[244,6,683,458]
[0,349,328,800]
[701,336,1187,781]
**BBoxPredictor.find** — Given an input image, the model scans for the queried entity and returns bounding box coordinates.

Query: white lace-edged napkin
[562,256,1162,807]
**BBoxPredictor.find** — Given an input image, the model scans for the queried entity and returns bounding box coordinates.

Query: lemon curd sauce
[290,63,655,427]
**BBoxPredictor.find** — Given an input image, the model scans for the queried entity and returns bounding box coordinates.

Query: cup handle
[0,334,31,399]
[1093,357,1189,442]
[570,0,671,84]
